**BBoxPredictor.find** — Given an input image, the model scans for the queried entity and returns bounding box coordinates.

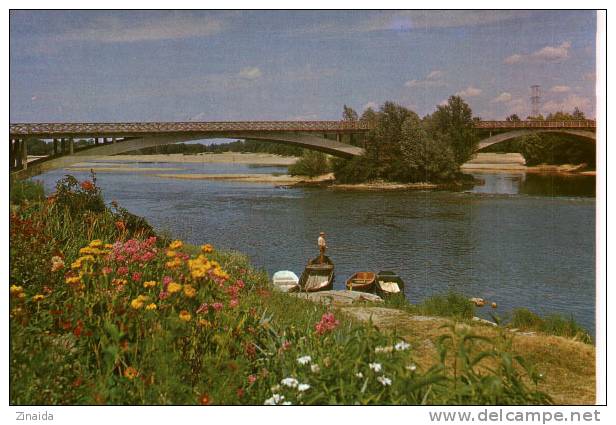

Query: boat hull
[345,272,376,293]
[375,271,405,297]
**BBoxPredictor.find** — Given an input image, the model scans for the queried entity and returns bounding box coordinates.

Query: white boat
[272,270,300,292]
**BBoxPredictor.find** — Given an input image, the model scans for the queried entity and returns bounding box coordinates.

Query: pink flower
[117,266,128,276]
[159,291,169,300]
[235,279,245,289]
[212,302,223,312]
[315,312,339,335]
[229,298,239,309]
[248,374,257,384]
[131,272,142,282]
[102,266,113,275]
[196,303,209,314]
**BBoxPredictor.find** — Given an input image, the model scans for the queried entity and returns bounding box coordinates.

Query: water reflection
[469,172,596,197]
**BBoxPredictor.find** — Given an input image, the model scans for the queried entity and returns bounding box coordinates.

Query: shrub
[413,292,475,320]
[331,156,378,183]
[288,151,331,177]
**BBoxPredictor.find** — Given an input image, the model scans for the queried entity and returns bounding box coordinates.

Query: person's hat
[319,231,325,235]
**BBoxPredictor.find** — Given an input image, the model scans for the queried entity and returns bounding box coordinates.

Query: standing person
[318,231,327,264]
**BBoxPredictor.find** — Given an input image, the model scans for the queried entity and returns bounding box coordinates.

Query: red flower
[73,320,84,337]
[315,312,340,335]
[236,388,244,398]
[131,272,142,282]
[115,221,126,232]
[199,393,212,405]
[80,180,94,191]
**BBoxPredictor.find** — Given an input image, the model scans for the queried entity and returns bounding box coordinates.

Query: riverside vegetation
[10,176,593,405]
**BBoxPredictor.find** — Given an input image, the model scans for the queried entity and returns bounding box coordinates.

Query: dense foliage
[333,97,475,183]
[9,176,552,405]
[287,151,332,177]
[124,139,303,157]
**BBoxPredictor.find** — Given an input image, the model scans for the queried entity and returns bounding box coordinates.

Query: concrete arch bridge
[9,121,369,179]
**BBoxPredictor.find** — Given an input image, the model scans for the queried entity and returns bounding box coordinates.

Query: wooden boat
[375,271,405,297]
[345,272,376,293]
[272,270,300,293]
[299,255,335,292]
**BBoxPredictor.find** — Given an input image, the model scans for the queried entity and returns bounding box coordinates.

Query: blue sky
[10,10,597,123]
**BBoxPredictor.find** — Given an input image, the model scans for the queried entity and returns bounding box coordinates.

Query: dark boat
[299,255,335,292]
[375,271,405,297]
[345,272,376,293]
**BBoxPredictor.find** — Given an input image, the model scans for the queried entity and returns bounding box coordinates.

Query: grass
[510,308,593,344]
[383,292,475,320]
[9,174,558,405]
[10,177,45,205]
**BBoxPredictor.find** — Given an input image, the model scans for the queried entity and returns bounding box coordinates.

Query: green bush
[413,293,475,320]
[288,151,331,177]
[331,156,378,183]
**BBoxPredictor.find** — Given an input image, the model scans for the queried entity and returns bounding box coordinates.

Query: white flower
[297,355,312,365]
[377,376,392,386]
[355,372,364,378]
[395,341,411,351]
[298,383,311,392]
[311,364,321,373]
[368,363,382,373]
[282,401,292,405]
[281,377,299,388]
[375,346,393,354]
[264,394,285,405]
[406,364,417,372]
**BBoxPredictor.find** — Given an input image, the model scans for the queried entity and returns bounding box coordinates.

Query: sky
[9,10,597,123]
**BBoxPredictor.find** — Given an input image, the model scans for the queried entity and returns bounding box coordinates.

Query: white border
[2,3,609,424]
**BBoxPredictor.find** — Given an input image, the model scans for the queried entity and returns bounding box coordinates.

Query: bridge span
[9,121,369,179]
[9,119,596,179]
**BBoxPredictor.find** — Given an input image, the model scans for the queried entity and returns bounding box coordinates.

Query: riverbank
[9,177,596,405]
[78,152,299,166]
[461,153,594,175]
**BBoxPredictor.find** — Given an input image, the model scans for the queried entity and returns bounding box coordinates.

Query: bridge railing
[474,120,596,130]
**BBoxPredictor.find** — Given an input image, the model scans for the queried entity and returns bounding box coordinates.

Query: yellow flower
[32,294,45,302]
[183,285,197,298]
[10,285,24,295]
[201,244,214,253]
[66,276,82,285]
[166,250,177,258]
[111,278,128,287]
[169,240,183,250]
[145,303,157,311]
[131,298,144,309]
[198,319,211,328]
[143,280,157,288]
[167,282,182,294]
[123,367,139,380]
[78,255,95,263]
[179,310,192,322]
[165,258,182,269]
[51,256,65,272]
[89,239,103,248]
[71,259,82,270]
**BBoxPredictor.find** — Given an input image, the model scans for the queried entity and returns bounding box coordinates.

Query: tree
[425,95,478,165]
[342,105,358,121]
[506,114,521,122]
[400,114,458,182]
[288,151,331,177]
[572,107,586,120]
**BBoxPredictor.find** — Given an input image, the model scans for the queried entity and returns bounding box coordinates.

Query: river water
[34,161,596,334]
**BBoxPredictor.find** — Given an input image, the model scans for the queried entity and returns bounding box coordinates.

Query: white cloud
[362,102,379,111]
[542,94,592,115]
[404,69,445,88]
[455,86,482,97]
[504,41,571,64]
[550,85,571,93]
[491,92,512,103]
[59,14,225,43]
[238,67,262,80]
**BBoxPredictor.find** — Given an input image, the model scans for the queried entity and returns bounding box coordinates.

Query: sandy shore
[461,153,593,175]
[76,153,298,166]
[330,182,440,191]
[67,166,186,172]
[152,173,304,184]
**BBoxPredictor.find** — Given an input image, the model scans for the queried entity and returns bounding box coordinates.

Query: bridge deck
[9,121,370,138]
[474,120,595,130]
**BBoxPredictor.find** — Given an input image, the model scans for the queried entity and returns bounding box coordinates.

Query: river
[33,161,596,334]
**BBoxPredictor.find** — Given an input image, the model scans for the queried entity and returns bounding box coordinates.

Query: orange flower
[80,180,94,191]
[179,310,192,322]
[123,367,139,380]
[201,244,214,254]
[115,221,126,232]
[199,393,212,405]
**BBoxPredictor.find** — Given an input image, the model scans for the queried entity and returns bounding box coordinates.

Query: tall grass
[10,178,45,205]
[384,292,475,320]
[510,308,593,344]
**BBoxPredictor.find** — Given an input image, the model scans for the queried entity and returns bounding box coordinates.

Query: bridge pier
[9,139,15,170]
[20,138,27,170]
[69,138,74,155]
[61,138,66,154]
[53,138,59,155]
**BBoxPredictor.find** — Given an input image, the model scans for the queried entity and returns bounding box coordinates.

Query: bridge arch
[12,131,365,179]
[476,129,596,152]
